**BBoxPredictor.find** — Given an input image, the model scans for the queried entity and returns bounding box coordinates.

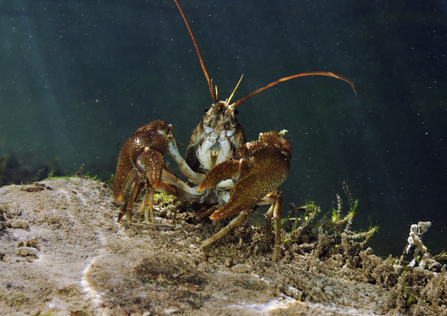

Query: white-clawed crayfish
[112,0,356,261]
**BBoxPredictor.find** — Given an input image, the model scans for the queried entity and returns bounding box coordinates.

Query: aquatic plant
[282,181,379,265]
[433,247,447,265]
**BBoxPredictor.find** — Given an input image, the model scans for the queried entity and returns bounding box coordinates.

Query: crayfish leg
[196,205,219,221]
[117,181,144,224]
[160,167,203,198]
[137,186,155,224]
[123,179,193,224]
[135,180,189,224]
[263,190,283,262]
[200,210,250,249]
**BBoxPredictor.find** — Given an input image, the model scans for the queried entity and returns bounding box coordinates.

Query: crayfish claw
[198,159,243,192]
[198,131,292,260]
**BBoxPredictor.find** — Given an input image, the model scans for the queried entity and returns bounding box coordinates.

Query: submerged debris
[405,221,432,268]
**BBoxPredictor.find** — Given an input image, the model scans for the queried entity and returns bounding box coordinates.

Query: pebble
[16,247,39,256]
[286,286,303,300]
[163,308,178,314]
[8,219,29,229]
[231,264,252,273]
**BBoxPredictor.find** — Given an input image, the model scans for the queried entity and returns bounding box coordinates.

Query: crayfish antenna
[213,80,218,101]
[226,75,244,105]
[174,0,218,104]
[225,75,244,116]
[232,71,357,108]
[174,0,357,110]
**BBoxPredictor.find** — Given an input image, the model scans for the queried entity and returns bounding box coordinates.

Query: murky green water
[1,0,446,257]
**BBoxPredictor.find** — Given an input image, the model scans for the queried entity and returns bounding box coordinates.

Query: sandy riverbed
[0,178,445,315]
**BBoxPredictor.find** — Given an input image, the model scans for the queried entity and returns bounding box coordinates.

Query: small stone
[16,247,39,257]
[17,237,39,248]
[324,285,334,295]
[163,308,178,314]
[286,286,302,300]
[8,219,29,229]
[231,264,252,273]
[30,310,41,316]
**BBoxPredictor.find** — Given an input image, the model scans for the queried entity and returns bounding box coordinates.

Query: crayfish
[112,0,356,261]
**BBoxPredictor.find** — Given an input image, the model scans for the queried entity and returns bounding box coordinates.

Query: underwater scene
[1,0,446,261]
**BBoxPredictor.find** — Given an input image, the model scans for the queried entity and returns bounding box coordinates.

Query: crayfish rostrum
[112,0,356,261]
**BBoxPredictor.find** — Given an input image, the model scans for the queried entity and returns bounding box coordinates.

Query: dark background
[1,0,446,257]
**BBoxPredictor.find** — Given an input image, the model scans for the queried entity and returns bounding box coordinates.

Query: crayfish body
[112,0,356,261]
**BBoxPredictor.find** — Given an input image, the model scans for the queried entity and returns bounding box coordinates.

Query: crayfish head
[185,77,247,173]
[202,100,240,135]
[203,74,243,125]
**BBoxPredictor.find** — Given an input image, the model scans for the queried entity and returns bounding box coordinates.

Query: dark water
[1,0,446,257]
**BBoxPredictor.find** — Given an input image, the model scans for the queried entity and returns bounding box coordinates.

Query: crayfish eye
[234,109,239,115]
[204,107,209,113]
